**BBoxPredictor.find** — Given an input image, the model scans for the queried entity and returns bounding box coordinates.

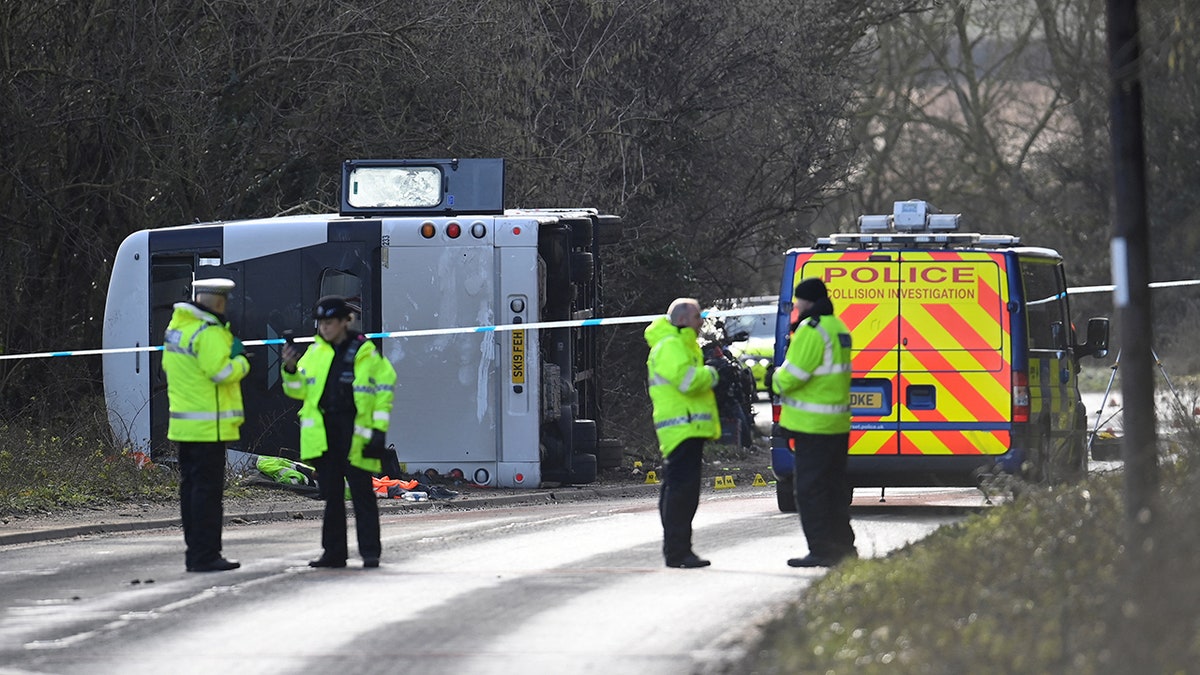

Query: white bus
[103,159,621,487]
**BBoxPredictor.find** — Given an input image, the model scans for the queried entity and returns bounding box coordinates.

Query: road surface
[0,488,976,674]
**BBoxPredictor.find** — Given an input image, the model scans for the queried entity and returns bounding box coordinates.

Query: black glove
[763,364,775,391]
[363,430,387,460]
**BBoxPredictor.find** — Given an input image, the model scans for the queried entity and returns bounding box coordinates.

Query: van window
[1022,260,1068,350]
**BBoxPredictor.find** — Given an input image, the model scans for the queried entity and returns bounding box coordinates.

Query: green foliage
[747,432,1200,674]
[0,399,177,515]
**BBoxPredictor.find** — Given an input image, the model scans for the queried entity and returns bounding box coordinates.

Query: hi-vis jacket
[162,303,250,442]
[773,314,853,435]
[644,316,721,457]
[281,334,396,473]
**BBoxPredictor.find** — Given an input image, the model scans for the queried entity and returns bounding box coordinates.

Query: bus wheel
[776,474,797,513]
[567,452,597,484]
[596,438,624,469]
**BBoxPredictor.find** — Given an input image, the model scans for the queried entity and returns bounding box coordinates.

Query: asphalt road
[0,487,981,675]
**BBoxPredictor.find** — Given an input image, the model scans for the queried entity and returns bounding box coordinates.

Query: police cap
[794,277,829,302]
[313,295,354,320]
[192,278,236,299]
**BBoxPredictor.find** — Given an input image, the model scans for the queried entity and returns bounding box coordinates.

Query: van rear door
[895,251,1011,457]
[794,251,1011,459]
[797,252,903,456]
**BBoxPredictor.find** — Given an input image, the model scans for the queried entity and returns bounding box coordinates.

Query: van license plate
[851,391,882,409]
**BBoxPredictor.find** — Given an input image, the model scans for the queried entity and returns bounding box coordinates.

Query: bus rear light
[1012,370,1030,423]
[471,221,487,238]
[419,222,436,239]
[446,222,462,238]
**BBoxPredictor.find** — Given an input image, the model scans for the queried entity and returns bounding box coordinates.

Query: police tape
[0,305,776,361]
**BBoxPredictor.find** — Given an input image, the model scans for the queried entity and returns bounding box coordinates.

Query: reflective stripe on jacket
[644,316,720,457]
[773,313,852,434]
[281,334,397,473]
[162,303,250,442]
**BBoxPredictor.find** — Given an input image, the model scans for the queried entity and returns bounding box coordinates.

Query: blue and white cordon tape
[5,278,1199,362]
[0,305,777,362]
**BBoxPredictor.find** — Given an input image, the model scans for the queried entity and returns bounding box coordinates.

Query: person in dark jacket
[281,296,396,569]
[772,278,856,567]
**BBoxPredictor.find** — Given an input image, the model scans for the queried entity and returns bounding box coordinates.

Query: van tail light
[1012,370,1030,423]
[772,403,781,424]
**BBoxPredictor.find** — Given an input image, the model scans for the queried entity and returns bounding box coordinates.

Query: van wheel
[1022,432,1051,484]
[776,474,797,512]
[1063,406,1089,482]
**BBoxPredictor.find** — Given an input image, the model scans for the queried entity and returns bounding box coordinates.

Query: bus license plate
[511,330,526,384]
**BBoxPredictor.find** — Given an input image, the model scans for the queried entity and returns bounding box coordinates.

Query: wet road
[0,489,970,674]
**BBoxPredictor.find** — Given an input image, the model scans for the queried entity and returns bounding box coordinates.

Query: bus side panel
[103,231,153,454]
[496,243,540,487]
[896,252,1011,457]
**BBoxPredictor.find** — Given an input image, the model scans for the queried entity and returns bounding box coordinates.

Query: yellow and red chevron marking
[797,249,1016,457]
[898,429,1010,455]
[851,429,897,455]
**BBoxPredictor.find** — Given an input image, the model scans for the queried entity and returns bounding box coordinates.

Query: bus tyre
[568,218,593,248]
[567,452,598,484]
[570,252,594,284]
[776,474,797,513]
[572,419,597,454]
[596,438,624,469]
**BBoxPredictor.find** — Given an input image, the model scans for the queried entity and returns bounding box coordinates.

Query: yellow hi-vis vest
[644,316,721,457]
[281,334,396,473]
[773,313,853,435]
[162,303,250,442]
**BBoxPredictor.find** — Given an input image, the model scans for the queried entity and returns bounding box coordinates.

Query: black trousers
[178,441,227,567]
[787,430,855,558]
[312,416,381,562]
[659,437,705,563]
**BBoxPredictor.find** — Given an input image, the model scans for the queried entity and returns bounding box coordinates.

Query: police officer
[771,277,856,567]
[281,296,396,569]
[645,298,721,568]
[162,278,249,572]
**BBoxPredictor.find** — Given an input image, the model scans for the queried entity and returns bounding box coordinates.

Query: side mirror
[730,330,750,343]
[1076,317,1110,359]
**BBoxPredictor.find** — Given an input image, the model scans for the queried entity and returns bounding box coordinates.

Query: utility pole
[1107,0,1159,668]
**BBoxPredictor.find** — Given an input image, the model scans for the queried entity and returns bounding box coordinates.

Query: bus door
[229,220,379,458]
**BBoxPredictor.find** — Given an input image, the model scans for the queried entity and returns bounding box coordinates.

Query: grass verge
[0,397,177,515]
[744,427,1200,673]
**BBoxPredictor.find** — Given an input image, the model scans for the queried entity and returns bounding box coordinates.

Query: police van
[770,200,1109,510]
[103,158,621,488]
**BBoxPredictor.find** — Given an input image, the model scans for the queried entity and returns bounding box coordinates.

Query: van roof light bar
[893,199,936,231]
[855,199,964,234]
[815,231,1023,250]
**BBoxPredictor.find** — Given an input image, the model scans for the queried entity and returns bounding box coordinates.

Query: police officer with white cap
[162,278,250,572]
